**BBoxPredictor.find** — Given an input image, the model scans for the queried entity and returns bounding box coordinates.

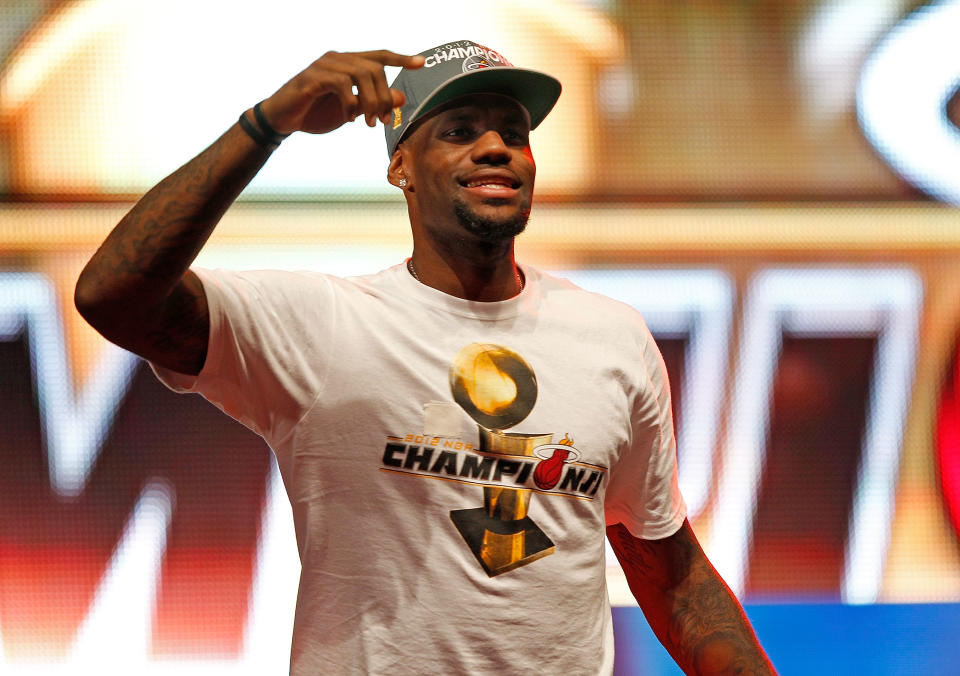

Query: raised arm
[75,49,424,374]
[607,520,776,675]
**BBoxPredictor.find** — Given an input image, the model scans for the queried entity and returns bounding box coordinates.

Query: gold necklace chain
[406,258,524,293]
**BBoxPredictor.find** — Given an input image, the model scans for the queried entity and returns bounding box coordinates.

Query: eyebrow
[441,111,528,125]
[443,112,479,122]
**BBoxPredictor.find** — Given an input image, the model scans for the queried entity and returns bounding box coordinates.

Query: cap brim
[392,67,561,155]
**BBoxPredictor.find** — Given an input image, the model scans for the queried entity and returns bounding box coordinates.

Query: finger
[324,71,359,122]
[389,89,407,113]
[300,59,360,111]
[369,66,394,125]
[333,53,403,127]
[353,50,425,69]
[328,54,387,127]
[353,70,380,127]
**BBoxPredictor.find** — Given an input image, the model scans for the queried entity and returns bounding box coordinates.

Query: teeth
[468,181,513,189]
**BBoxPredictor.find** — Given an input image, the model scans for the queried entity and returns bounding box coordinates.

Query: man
[75,41,775,675]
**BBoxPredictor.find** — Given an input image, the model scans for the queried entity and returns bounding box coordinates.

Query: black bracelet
[237,112,276,150]
[253,101,291,146]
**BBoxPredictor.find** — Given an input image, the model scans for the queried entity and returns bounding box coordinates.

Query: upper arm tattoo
[143,271,210,375]
[607,522,661,583]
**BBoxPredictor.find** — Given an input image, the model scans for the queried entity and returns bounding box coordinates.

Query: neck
[407,240,523,301]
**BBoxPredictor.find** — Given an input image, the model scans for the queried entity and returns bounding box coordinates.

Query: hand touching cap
[256,50,425,136]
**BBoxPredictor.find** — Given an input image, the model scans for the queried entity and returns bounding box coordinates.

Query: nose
[470,130,511,165]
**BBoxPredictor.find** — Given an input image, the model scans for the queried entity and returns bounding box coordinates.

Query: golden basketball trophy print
[449,343,555,576]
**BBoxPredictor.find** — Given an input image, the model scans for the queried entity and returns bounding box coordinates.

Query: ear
[387,150,408,190]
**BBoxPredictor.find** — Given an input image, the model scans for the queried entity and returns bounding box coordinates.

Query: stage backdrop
[1,1,959,674]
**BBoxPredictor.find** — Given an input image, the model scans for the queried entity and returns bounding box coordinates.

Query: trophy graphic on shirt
[448,343,556,576]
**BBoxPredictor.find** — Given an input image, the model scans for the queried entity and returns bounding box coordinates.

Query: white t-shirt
[153,262,686,675]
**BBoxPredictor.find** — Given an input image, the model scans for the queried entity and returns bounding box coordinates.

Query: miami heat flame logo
[532,434,579,490]
[462,54,493,72]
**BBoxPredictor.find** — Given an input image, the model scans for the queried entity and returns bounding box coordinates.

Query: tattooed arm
[74,125,271,374]
[607,520,776,675]
[75,49,424,374]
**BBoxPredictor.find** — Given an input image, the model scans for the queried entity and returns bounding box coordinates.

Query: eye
[444,126,475,139]
[502,129,529,145]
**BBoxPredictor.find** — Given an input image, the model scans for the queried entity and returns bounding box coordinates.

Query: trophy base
[450,507,555,577]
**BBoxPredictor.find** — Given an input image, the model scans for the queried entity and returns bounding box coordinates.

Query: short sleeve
[603,325,687,540]
[150,267,336,445]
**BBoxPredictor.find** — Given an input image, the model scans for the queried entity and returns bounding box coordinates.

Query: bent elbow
[73,269,133,337]
[74,273,97,320]
[73,276,96,321]
[73,271,109,328]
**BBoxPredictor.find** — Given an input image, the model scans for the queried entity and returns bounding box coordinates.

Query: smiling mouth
[461,176,521,191]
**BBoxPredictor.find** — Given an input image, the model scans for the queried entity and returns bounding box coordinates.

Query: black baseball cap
[384,39,562,157]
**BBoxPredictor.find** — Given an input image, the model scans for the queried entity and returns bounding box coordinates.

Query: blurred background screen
[1,0,959,673]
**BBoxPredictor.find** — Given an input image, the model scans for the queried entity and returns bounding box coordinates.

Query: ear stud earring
[398,178,407,187]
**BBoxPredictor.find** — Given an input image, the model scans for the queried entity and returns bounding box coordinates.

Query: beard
[453,196,530,243]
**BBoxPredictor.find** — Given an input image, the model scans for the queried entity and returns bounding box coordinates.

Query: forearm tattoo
[101,127,267,286]
[607,523,775,675]
[80,124,270,371]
